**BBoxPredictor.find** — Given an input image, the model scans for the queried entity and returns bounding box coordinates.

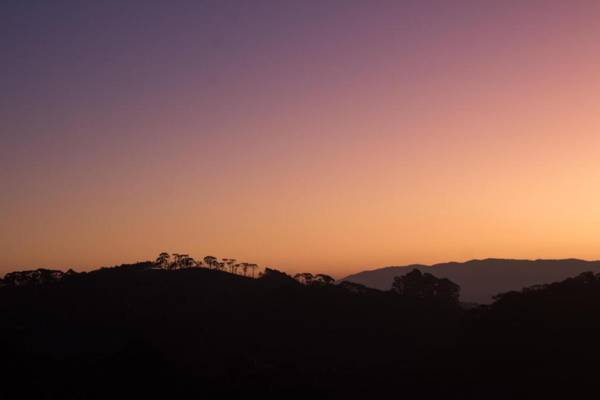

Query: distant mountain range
[340,258,600,303]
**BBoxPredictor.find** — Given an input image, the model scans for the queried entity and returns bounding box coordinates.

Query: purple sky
[3,1,600,276]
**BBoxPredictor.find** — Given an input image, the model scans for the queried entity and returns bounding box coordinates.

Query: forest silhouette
[1,253,599,399]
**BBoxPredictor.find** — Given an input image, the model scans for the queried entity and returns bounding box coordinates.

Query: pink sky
[2,1,600,277]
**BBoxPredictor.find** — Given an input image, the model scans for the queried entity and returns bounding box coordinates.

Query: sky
[2,1,600,277]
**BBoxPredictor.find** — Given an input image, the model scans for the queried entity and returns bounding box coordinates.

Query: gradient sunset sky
[2,1,600,277]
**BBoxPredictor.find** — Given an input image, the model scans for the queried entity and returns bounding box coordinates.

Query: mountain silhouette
[340,258,600,303]
[3,259,600,399]
[0,262,462,398]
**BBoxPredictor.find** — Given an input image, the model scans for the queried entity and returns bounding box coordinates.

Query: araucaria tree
[155,252,170,268]
[153,253,258,277]
[180,256,196,269]
[247,263,258,278]
[223,258,237,274]
[203,256,218,270]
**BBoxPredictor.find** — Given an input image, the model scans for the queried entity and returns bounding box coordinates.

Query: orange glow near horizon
[2,2,600,277]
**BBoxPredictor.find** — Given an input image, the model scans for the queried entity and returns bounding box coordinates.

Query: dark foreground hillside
[1,263,599,399]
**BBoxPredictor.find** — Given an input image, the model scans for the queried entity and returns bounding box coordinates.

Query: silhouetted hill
[3,261,600,399]
[0,263,460,398]
[341,258,600,303]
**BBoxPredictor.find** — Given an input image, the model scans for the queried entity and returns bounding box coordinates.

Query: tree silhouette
[247,263,258,278]
[3,269,64,286]
[314,274,335,285]
[294,273,314,285]
[171,253,184,269]
[392,269,460,304]
[203,256,218,270]
[175,254,191,269]
[155,252,170,269]
[223,258,237,273]
[180,256,196,269]
[259,267,299,286]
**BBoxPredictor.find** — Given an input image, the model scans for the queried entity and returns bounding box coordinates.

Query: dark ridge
[2,260,600,398]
